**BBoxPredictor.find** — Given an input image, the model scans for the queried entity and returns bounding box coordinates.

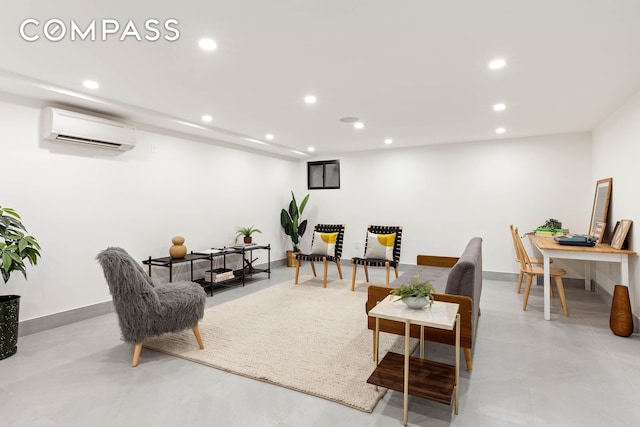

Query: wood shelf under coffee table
[367,296,460,425]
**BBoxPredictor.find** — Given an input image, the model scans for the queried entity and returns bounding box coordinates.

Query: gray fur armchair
[96,247,206,367]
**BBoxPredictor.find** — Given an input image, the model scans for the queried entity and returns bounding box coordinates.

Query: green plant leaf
[298,219,308,237]
[280,209,292,230]
[288,199,298,221]
[299,194,310,214]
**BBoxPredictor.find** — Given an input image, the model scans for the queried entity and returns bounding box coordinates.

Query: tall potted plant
[280,191,309,267]
[1,205,41,360]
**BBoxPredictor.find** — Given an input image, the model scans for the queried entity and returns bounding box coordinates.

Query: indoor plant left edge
[0,205,42,360]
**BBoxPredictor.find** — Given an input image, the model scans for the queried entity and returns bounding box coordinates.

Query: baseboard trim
[483,271,517,282]
[20,264,637,335]
[19,300,114,337]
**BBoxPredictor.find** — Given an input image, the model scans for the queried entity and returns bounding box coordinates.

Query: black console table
[143,244,271,295]
[142,253,209,282]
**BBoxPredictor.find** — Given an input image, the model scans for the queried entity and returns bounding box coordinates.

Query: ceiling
[2,0,640,159]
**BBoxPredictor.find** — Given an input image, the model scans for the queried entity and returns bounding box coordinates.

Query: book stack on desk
[534,227,569,237]
[203,268,234,282]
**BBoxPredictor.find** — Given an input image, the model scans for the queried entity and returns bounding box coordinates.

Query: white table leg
[585,261,592,291]
[543,253,551,320]
[621,255,630,286]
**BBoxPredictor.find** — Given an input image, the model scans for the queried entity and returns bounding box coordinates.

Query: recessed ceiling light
[265,134,274,140]
[354,122,364,129]
[199,38,217,51]
[493,103,506,111]
[384,139,393,145]
[489,59,506,70]
[339,117,359,123]
[304,95,317,104]
[307,147,315,152]
[83,80,99,89]
[496,127,506,134]
[201,115,213,122]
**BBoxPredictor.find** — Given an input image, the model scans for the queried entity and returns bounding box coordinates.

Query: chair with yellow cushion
[295,224,345,288]
[350,225,403,291]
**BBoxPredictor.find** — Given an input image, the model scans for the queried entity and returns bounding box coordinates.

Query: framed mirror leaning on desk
[589,178,612,236]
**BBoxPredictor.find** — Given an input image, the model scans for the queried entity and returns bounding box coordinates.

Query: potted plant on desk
[391,275,435,309]
[1,205,42,359]
[235,225,262,244]
[280,191,309,267]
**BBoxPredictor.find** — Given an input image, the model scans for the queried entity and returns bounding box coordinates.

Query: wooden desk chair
[512,226,569,316]
[509,224,553,293]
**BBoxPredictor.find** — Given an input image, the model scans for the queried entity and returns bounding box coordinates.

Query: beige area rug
[144,276,413,412]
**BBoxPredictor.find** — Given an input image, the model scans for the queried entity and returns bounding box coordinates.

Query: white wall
[299,133,593,276]
[1,99,297,321]
[593,88,640,313]
[1,95,598,323]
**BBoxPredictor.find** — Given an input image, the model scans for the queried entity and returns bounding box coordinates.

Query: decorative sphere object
[402,296,430,309]
[169,236,187,259]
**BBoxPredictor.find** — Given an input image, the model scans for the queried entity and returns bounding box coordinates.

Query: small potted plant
[390,275,435,309]
[235,225,262,244]
[1,205,42,359]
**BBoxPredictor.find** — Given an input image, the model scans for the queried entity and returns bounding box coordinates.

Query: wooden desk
[367,296,460,425]
[529,235,636,320]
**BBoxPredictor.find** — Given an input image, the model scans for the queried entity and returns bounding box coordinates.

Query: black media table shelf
[193,244,271,295]
[143,244,270,296]
[142,253,209,282]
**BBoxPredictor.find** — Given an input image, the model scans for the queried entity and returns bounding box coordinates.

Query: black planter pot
[0,295,20,360]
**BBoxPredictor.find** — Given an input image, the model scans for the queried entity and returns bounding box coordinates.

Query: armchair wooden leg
[385,262,390,286]
[463,347,472,371]
[522,275,533,311]
[478,307,481,316]
[294,259,301,284]
[132,342,143,367]
[364,265,370,282]
[351,264,357,291]
[336,261,343,279]
[310,261,317,277]
[193,325,204,349]
[323,258,328,288]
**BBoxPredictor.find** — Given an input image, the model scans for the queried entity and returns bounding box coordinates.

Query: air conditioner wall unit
[42,107,136,151]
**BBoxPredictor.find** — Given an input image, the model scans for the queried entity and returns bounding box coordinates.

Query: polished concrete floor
[1,265,640,427]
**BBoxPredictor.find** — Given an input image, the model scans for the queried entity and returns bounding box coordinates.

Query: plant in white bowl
[390,275,435,309]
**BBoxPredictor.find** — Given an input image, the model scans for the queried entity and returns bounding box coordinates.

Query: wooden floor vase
[609,284,633,337]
